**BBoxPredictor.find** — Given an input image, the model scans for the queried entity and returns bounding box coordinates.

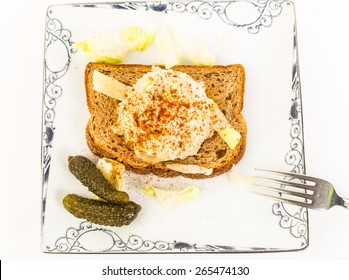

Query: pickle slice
[63,194,141,227]
[68,155,129,203]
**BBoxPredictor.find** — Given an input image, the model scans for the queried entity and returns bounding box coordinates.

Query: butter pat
[218,125,241,150]
[93,70,129,100]
[166,164,213,176]
[135,150,163,164]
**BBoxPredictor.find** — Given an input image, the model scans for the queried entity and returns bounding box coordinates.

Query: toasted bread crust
[85,62,246,178]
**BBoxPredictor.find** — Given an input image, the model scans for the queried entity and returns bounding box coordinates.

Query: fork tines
[252,169,316,207]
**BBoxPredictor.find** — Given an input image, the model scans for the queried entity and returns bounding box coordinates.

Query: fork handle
[341,198,349,209]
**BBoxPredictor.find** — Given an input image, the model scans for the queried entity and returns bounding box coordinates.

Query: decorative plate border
[41,11,76,227]
[272,22,308,248]
[46,221,276,253]
[41,0,308,253]
[72,0,288,34]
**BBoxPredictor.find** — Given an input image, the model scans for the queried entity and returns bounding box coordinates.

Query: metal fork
[252,169,349,210]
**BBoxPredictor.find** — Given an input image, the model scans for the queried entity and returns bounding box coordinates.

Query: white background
[1,0,348,274]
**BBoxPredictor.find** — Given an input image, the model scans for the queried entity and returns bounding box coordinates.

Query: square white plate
[41,0,308,253]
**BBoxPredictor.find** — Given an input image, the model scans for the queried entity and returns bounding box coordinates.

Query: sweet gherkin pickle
[68,155,129,203]
[63,194,141,227]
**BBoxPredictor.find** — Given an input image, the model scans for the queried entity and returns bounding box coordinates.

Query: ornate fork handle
[339,197,349,209]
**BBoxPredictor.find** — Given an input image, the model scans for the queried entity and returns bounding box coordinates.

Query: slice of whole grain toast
[84,62,246,179]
